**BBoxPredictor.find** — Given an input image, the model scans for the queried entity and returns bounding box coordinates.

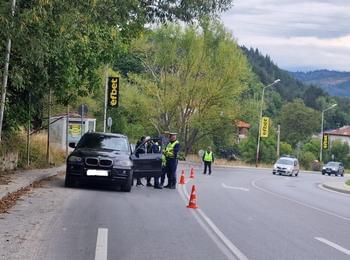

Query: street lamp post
[319,103,337,162]
[255,79,281,167]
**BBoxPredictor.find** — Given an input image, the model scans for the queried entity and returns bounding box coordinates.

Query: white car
[273,157,299,177]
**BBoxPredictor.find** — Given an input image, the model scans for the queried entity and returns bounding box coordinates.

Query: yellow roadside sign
[69,124,81,137]
[322,134,329,149]
[260,117,269,138]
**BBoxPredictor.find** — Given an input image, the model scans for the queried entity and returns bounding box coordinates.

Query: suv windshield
[326,162,339,167]
[276,158,294,165]
[77,134,129,152]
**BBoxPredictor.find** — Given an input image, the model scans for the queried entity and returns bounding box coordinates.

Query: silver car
[273,157,299,177]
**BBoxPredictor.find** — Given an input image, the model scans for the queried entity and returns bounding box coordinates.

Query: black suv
[65,132,162,192]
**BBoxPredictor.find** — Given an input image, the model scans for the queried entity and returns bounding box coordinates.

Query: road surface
[0,164,349,260]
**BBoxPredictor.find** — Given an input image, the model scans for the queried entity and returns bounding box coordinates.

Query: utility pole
[277,124,280,158]
[103,66,108,133]
[27,92,31,166]
[0,0,17,141]
[255,79,281,167]
[46,88,52,164]
[66,104,69,159]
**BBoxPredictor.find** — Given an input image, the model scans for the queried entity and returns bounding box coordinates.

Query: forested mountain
[241,47,306,102]
[240,46,350,130]
[290,70,350,96]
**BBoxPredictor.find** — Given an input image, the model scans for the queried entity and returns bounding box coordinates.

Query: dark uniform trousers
[204,161,212,175]
[166,158,178,186]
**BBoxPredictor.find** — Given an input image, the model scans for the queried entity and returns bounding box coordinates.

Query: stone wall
[0,152,19,171]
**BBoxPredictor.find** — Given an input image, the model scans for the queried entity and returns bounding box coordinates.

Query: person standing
[203,146,214,175]
[164,133,180,189]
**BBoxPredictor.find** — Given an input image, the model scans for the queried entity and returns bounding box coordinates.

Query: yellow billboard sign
[108,77,119,108]
[322,134,329,150]
[69,124,81,137]
[260,117,269,138]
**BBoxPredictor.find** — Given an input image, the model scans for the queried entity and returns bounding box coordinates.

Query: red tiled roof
[235,120,251,129]
[325,126,350,137]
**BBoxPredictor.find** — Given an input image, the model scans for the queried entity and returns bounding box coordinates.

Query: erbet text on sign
[322,134,329,150]
[108,77,119,108]
[260,116,269,138]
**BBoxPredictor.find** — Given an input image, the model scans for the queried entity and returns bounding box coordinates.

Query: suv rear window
[77,134,129,152]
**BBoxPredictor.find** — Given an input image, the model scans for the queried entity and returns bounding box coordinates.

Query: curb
[322,183,350,195]
[0,165,65,201]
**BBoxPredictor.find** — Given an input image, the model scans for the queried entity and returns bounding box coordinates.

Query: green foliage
[299,151,316,170]
[279,100,320,147]
[280,142,292,155]
[323,140,350,168]
[239,124,277,164]
[130,22,255,154]
[301,138,320,159]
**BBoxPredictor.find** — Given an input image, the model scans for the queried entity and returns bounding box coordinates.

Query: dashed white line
[251,178,350,222]
[315,237,350,256]
[95,228,108,260]
[222,183,250,192]
[179,182,248,260]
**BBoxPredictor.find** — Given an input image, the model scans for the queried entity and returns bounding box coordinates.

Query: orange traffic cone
[187,185,198,209]
[189,168,195,179]
[179,170,186,184]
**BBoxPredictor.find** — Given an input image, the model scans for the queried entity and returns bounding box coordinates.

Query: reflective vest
[164,140,179,158]
[161,154,166,166]
[204,151,213,162]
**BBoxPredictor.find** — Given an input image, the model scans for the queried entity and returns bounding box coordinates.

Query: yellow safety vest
[161,154,166,166]
[204,151,213,162]
[164,140,179,158]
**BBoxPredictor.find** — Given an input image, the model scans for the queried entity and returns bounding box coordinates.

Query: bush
[299,151,316,170]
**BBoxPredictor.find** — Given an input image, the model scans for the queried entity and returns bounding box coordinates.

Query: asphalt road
[0,164,349,260]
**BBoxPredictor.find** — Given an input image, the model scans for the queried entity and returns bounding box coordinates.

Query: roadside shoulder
[0,165,65,201]
[322,180,350,195]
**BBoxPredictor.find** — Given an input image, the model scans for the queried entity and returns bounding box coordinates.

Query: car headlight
[113,160,132,167]
[68,156,82,162]
[273,164,277,170]
[332,168,337,171]
[322,166,326,170]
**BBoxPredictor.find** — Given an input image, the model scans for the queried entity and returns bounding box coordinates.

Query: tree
[130,22,254,153]
[279,100,320,147]
[1,0,235,135]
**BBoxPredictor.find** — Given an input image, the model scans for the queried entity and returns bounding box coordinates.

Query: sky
[221,0,350,72]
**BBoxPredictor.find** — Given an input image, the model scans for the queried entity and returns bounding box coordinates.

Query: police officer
[203,146,214,175]
[164,133,180,189]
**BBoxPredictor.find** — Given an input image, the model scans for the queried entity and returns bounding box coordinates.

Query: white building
[325,125,350,147]
[49,113,96,149]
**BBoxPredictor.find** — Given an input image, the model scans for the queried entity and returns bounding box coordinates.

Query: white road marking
[251,178,350,222]
[222,183,250,192]
[179,182,248,260]
[95,228,108,260]
[315,237,350,256]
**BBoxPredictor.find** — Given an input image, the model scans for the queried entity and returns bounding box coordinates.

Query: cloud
[221,0,350,71]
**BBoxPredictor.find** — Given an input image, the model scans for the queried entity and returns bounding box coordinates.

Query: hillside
[290,70,350,96]
[241,47,306,101]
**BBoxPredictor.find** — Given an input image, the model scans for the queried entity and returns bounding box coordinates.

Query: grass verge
[1,132,65,172]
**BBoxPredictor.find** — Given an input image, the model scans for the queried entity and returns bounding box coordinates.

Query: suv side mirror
[69,142,76,148]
